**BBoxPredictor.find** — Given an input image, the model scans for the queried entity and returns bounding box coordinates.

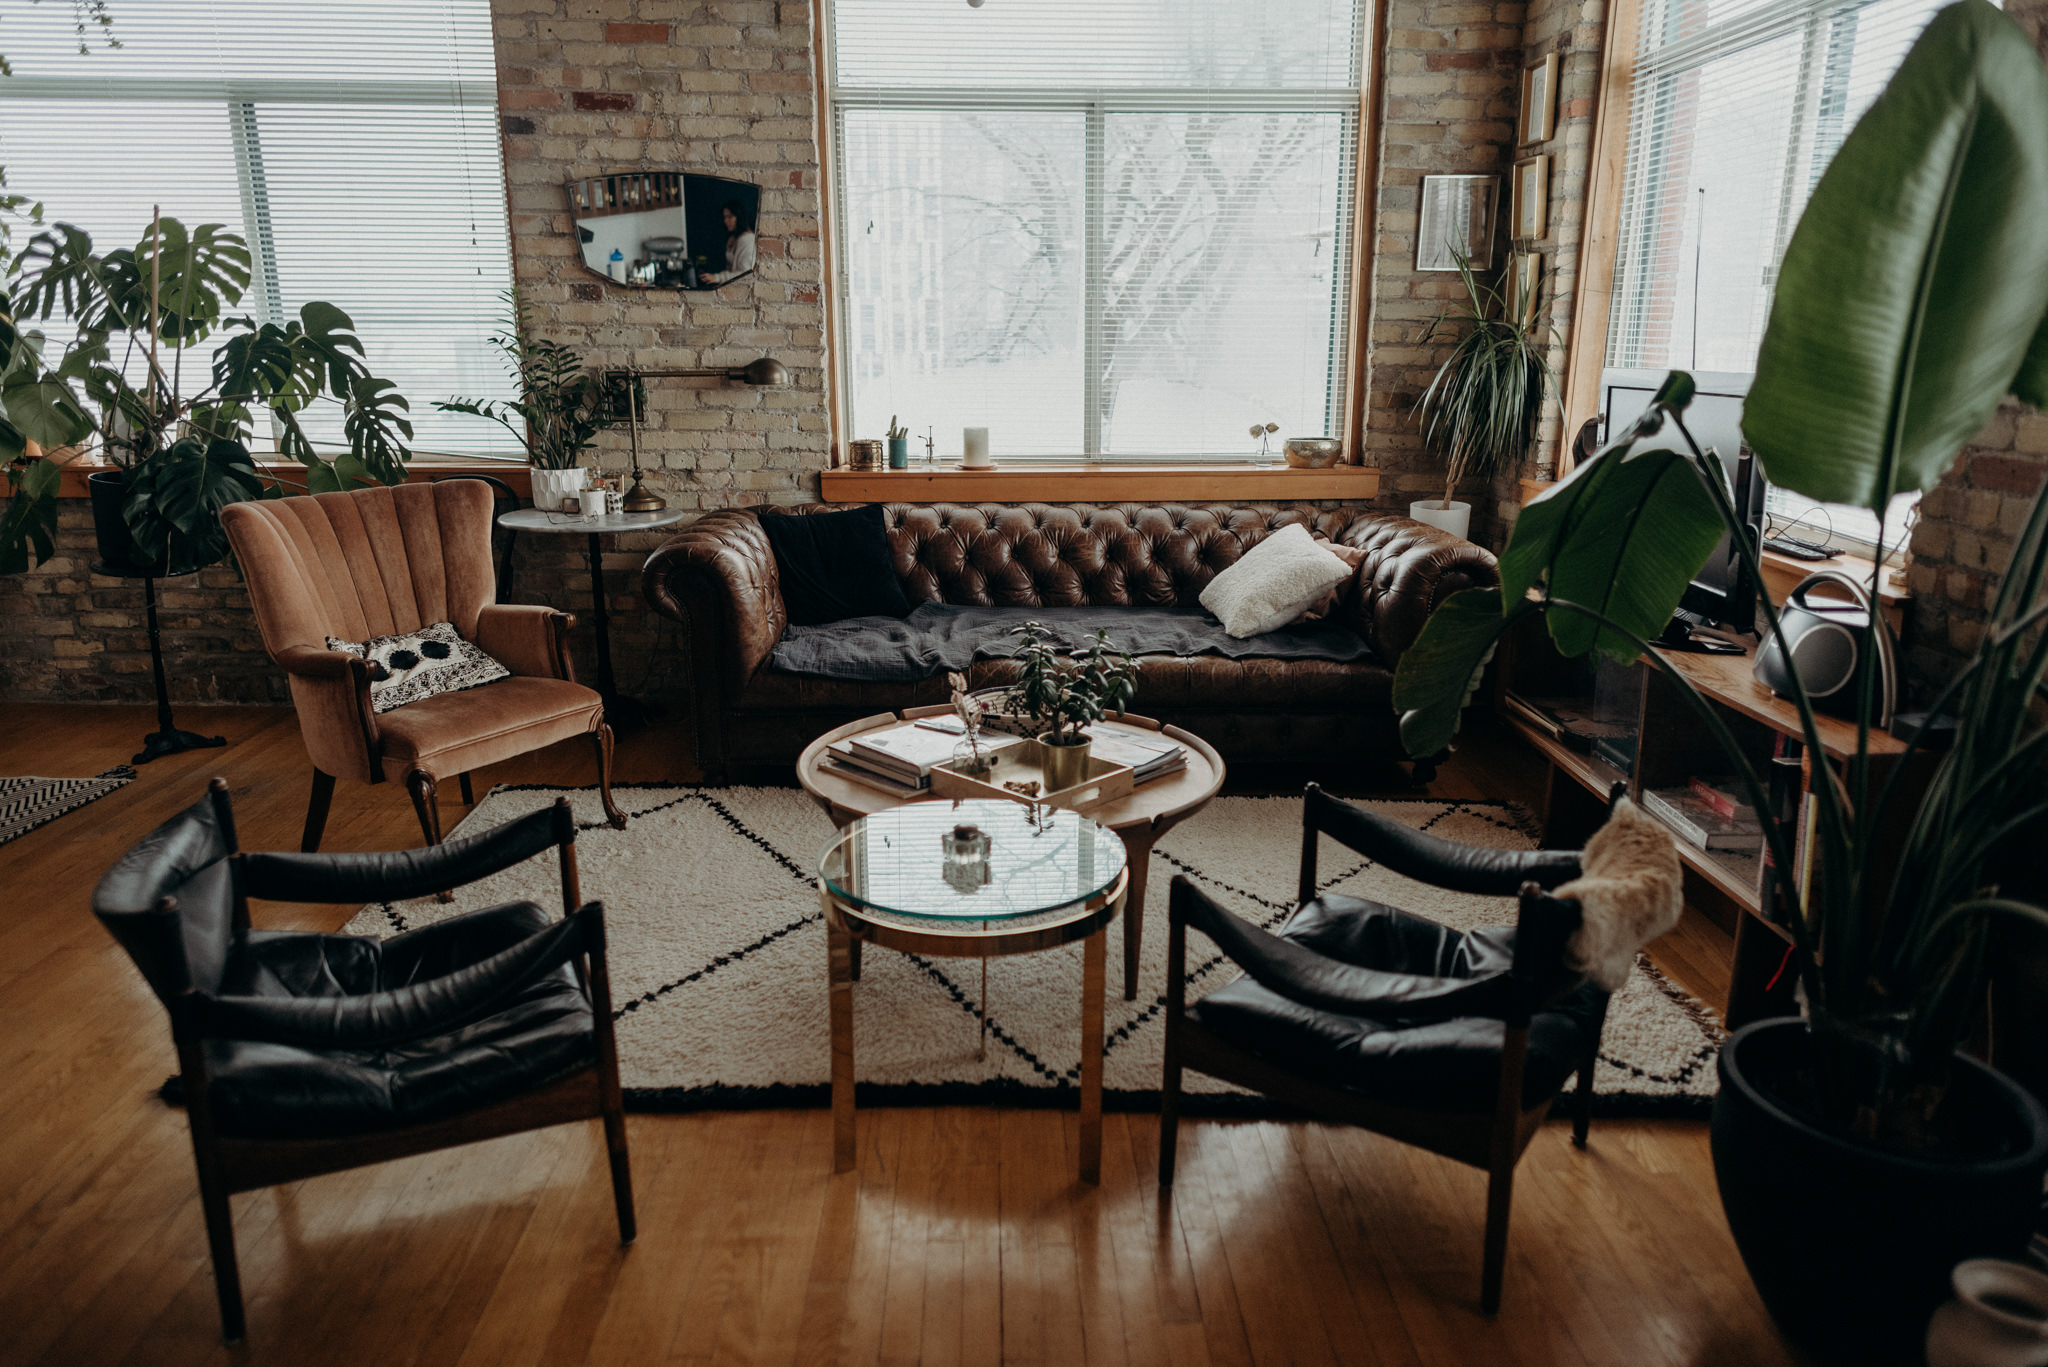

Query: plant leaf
[1743,0,2048,507]
[1393,588,1535,757]
[1524,443,1727,660]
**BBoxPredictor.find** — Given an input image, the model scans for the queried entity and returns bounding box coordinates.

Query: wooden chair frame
[166,782,635,1343]
[1158,785,1608,1314]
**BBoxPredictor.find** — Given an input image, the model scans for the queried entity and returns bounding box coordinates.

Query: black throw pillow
[757,504,914,626]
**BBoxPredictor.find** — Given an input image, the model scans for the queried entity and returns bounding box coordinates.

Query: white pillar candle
[962,427,991,468]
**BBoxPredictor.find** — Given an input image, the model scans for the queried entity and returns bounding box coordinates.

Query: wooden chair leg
[406,769,453,903]
[459,771,475,806]
[1160,878,1190,1188]
[1481,1159,1515,1315]
[301,768,336,853]
[593,723,627,829]
[1158,1028,1183,1187]
[1573,1049,1598,1149]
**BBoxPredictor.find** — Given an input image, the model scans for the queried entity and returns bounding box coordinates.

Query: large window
[1604,0,1978,555]
[0,0,516,457]
[827,0,1367,462]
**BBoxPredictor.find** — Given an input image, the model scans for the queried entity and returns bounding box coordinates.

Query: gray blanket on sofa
[769,603,1375,682]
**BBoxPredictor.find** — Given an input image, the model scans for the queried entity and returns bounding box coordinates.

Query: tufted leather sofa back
[769,502,1356,610]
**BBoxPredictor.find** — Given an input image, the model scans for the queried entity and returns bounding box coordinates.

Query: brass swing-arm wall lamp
[602,357,790,511]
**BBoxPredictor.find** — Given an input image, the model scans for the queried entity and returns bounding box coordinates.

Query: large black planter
[1712,1018,2048,1365]
[86,468,171,576]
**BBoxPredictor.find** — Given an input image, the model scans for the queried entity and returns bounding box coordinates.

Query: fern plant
[1412,252,1556,510]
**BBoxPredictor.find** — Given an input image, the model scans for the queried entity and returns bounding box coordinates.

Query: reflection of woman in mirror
[699,198,756,284]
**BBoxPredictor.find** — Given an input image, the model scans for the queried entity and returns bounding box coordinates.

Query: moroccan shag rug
[0,766,134,846]
[342,784,1723,1118]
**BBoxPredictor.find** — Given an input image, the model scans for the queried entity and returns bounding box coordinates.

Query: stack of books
[823,722,1024,797]
[1642,784,1764,854]
[1085,723,1187,784]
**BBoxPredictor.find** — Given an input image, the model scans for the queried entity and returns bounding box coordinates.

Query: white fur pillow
[1198,524,1355,639]
[1555,797,1683,991]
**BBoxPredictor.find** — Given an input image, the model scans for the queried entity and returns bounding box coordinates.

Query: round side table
[817,799,1129,1183]
[799,711,1223,1001]
[497,506,689,725]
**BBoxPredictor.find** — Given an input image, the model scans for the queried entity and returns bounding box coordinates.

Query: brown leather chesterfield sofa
[642,502,1498,782]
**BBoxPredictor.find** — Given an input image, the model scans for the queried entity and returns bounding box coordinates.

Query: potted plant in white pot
[1409,251,1554,541]
[1003,621,1138,792]
[0,213,417,576]
[1390,5,2048,1360]
[436,290,617,511]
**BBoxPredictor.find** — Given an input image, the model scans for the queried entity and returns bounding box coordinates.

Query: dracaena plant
[1392,0,2048,1148]
[1413,250,1557,511]
[434,289,615,470]
[0,214,416,573]
[1003,621,1138,746]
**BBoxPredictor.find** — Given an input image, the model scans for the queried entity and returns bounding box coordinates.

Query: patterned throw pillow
[326,621,511,714]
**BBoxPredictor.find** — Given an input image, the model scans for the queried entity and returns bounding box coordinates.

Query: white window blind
[827,0,1367,462]
[1605,0,1976,556]
[0,0,517,459]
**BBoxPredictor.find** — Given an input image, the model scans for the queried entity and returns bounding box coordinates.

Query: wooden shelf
[821,463,1381,504]
[1650,646,1906,763]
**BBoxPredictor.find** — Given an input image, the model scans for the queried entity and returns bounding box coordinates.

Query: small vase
[531,466,588,512]
[951,735,1000,780]
[1927,1260,2048,1367]
[888,437,909,469]
[1036,735,1092,793]
[1408,498,1472,540]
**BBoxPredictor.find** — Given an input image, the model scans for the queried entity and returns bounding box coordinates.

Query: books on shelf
[1642,785,1764,853]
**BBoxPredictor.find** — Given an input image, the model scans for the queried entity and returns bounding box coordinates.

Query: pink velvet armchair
[221,481,625,851]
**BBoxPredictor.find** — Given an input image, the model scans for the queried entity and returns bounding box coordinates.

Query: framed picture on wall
[1511,155,1550,242]
[1519,53,1559,145]
[1415,174,1499,271]
[1505,250,1541,326]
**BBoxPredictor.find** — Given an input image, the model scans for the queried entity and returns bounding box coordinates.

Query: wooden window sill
[54,458,532,499]
[820,463,1381,504]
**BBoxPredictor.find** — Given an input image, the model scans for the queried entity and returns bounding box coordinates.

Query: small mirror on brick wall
[567,170,761,290]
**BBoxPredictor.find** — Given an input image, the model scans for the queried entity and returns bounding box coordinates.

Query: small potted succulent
[1002,621,1138,792]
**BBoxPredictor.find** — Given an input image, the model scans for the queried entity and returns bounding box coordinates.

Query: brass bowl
[846,439,887,473]
[1283,437,1343,468]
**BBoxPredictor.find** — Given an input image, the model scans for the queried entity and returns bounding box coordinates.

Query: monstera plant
[1392,4,2048,1360]
[0,214,416,574]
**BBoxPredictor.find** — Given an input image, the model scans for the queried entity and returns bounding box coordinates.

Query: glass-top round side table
[817,798,1129,1183]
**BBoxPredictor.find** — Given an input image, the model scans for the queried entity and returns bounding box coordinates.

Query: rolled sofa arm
[1337,513,1500,669]
[642,509,786,688]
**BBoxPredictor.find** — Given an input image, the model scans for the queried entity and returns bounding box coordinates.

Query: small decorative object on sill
[887,416,910,469]
[847,439,887,472]
[962,426,992,469]
[1284,437,1342,468]
[1250,421,1279,467]
[924,426,937,469]
[577,487,607,517]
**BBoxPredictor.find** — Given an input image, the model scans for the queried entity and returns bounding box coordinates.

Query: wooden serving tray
[929,748,1135,814]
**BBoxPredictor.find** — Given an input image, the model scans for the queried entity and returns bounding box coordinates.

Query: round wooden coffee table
[817,799,1129,1182]
[798,709,1225,1001]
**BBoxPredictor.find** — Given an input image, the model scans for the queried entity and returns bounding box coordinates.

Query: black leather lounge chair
[91,779,635,1343]
[1159,783,1614,1313]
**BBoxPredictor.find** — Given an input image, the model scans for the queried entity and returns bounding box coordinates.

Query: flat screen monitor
[1599,368,1764,634]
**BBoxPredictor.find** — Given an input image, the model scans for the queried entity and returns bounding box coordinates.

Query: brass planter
[1036,735,1092,792]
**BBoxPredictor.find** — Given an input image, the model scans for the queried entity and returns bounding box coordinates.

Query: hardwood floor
[0,703,1801,1366]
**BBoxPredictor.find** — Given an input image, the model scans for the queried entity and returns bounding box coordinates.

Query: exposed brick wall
[1361,0,1606,551]
[1484,0,1606,547]
[1,2,1547,703]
